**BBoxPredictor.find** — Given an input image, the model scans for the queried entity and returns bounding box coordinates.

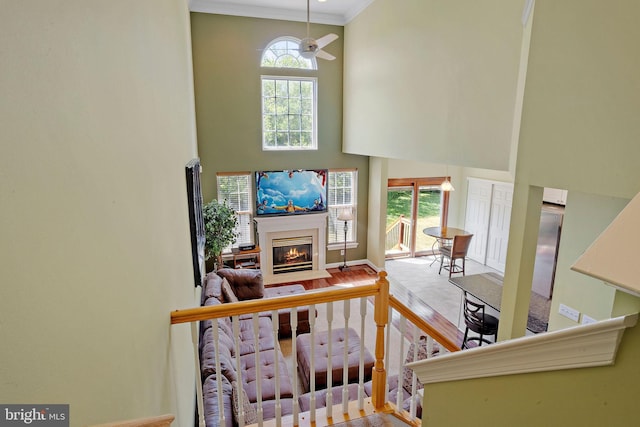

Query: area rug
[450,272,551,333]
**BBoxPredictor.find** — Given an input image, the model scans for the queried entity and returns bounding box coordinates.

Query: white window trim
[327,169,358,248]
[216,172,254,253]
[261,75,318,151]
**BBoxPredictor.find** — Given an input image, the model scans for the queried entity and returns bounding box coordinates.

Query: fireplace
[272,236,313,274]
[254,213,330,285]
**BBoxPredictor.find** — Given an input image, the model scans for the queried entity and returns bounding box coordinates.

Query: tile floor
[384,255,498,331]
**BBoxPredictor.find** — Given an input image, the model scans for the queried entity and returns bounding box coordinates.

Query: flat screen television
[185,158,205,288]
[255,169,328,216]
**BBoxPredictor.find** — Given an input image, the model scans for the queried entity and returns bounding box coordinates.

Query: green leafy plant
[203,199,239,265]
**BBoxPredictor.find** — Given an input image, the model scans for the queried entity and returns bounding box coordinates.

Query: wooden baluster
[372,271,389,409]
[426,335,434,358]
[384,306,392,401]
[309,304,316,423]
[191,322,206,427]
[358,297,367,410]
[232,316,245,427]
[342,298,350,413]
[253,313,264,426]
[212,320,226,427]
[271,310,282,427]
[396,316,406,410]
[410,324,419,419]
[325,302,334,418]
[291,308,299,425]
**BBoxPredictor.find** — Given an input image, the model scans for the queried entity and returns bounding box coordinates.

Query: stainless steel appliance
[532,203,564,298]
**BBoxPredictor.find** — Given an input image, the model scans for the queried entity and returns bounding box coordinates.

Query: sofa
[199,268,308,426]
[199,268,435,425]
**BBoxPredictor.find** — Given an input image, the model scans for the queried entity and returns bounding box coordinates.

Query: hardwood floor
[267,264,465,348]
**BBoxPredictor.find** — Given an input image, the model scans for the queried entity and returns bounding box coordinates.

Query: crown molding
[189,0,349,25]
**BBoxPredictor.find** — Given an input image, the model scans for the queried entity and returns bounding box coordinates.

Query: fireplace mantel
[254,213,331,285]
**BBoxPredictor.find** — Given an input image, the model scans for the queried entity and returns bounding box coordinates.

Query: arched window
[260,37,318,150]
[260,37,317,70]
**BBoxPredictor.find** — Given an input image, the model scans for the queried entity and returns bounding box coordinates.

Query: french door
[385,177,450,258]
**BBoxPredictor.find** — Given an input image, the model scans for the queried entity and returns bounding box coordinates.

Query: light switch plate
[581,314,597,325]
[559,303,580,322]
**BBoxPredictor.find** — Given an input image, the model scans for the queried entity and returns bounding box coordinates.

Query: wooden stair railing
[170,271,460,426]
[91,414,175,427]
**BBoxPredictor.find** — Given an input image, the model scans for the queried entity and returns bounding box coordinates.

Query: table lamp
[337,208,353,271]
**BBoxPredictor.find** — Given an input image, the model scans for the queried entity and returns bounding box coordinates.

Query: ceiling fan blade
[315,49,336,61]
[315,33,339,49]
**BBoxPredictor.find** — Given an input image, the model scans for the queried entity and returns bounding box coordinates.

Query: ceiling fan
[299,0,338,60]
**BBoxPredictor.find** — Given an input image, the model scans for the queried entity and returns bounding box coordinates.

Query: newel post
[372,271,389,409]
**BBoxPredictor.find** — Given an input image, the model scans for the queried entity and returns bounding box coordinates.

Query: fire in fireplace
[272,236,313,274]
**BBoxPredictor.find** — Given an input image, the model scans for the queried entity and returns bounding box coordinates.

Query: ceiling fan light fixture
[298,0,338,61]
[299,38,318,58]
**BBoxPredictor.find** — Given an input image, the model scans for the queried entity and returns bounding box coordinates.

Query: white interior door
[463,179,492,263]
[485,183,513,273]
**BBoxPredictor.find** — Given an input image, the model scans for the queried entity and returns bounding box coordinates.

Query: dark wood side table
[232,246,261,269]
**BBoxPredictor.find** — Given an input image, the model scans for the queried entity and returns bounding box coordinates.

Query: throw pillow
[402,336,440,394]
[231,381,258,425]
[221,277,239,304]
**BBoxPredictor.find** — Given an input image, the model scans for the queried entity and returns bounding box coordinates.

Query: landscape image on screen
[255,169,328,216]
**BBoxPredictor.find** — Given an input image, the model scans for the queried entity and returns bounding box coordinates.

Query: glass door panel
[385,186,414,257]
[415,185,443,254]
[386,178,450,259]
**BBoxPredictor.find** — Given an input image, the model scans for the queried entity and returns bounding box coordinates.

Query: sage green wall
[436,0,640,422]
[0,1,197,425]
[343,0,523,171]
[501,0,640,338]
[423,322,640,426]
[516,0,640,198]
[549,192,629,329]
[190,13,369,265]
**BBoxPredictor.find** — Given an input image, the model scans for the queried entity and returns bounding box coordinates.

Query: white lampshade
[337,208,353,221]
[571,192,640,297]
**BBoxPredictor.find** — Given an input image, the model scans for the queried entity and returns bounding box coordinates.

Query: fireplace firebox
[272,236,313,274]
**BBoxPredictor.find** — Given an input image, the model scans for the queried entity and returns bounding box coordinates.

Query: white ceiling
[189,0,375,25]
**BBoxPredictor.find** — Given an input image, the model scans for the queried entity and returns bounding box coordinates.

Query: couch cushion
[200,318,235,356]
[298,383,361,412]
[217,268,264,300]
[200,297,233,339]
[201,341,237,383]
[221,277,239,304]
[202,272,224,304]
[235,317,275,356]
[236,349,293,403]
[259,398,294,420]
[203,374,233,427]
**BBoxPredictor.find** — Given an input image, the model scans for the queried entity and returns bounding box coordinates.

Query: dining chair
[461,293,499,349]
[438,233,474,277]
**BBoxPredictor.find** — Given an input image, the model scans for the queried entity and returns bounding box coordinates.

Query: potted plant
[203,199,239,270]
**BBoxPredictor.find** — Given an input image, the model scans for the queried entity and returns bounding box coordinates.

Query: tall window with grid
[216,173,253,250]
[261,37,318,151]
[328,169,357,244]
